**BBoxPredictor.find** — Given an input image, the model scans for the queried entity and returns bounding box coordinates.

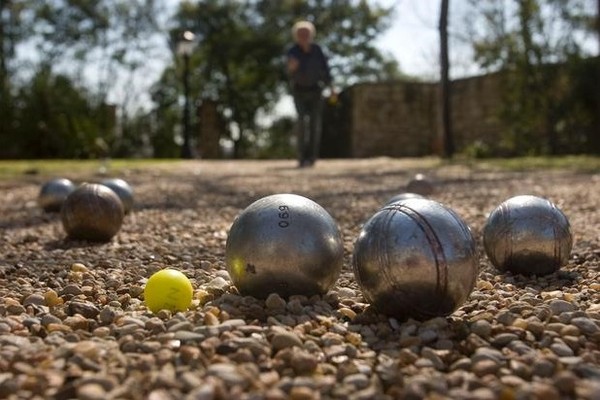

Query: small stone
[570,317,599,335]
[337,287,357,298]
[206,363,248,388]
[491,333,519,347]
[532,359,555,377]
[98,307,117,324]
[291,350,318,374]
[205,277,230,295]
[69,302,100,318]
[265,293,286,310]
[554,371,576,393]
[512,318,528,330]
[471,347,505,364]
[549,299,577,314]
[71,263,90,272]
[271,331,302,351]
[477,280,494,290]
[470,320,492,338]
[343,373,369,389]
[550,342,574,357]
[473,359,500,377]
[23,293,45,306]
[61,284,83,296]
[338,308,356,320]
[44,289,63,306]
[450,358,471,371]
[76,383,106,400]
[289,386,317,400]
[418,329,437,343]
[421,348,445,370]
[7,303,25,314]
[204,312,219,326]
[173,331,205,342]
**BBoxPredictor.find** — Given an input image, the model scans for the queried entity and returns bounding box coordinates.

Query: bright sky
[376,0,442,79]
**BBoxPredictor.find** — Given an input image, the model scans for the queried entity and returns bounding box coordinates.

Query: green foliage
[255,116,296,159]
[0,68,110,158]
[465,0,599,155]
[150,0,400,158]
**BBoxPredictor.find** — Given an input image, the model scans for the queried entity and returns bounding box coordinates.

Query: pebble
[550,342,574,357]
[470,320,492,337]
[265,293,286,310]
[343,373,370,389]
[1,162,599,400]
[76,383,106,400]
[532,359,555,377]
[23,293,45,306]
[570,317,599,335]
[549,299,577,314]
[472,359,500,377]
[491,332,519,347]
[69,302,100,318]
[271,331,303,351]
[206,363,248,388]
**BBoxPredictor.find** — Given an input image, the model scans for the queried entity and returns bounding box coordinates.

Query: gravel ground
[1,158,599,400]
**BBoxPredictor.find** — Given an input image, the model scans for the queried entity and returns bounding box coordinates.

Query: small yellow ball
[144,269,193,313]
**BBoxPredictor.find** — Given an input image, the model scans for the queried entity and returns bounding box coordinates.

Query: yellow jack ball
[144,269,193,313]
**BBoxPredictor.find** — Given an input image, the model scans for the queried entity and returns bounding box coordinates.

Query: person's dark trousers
[293,89,323,167]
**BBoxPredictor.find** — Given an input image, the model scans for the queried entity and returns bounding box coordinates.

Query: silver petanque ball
[38,178,76,212]
[226,193,344,298]
[353,198,478,320]
[61,183,124,242]
[100,178,134,213]
[384,192,424,207]
[483,195,572,276]
[406,173,435,196]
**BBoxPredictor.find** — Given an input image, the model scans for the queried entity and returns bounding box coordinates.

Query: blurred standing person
[286,20,335,168]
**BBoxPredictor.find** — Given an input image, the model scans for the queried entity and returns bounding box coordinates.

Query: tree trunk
[596,0,600,154]
[439,0,454,158]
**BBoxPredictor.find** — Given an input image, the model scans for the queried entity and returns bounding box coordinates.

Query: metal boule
[483,195,572,276]
[38,178,76,212]
[226,193,344,299]
[61,183,124,242]
[384,192,424,207]
[406,173,435,196]
[100,178,134,213]
[353,198,478,321]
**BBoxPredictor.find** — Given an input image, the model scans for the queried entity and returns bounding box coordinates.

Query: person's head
[292,20,315,47]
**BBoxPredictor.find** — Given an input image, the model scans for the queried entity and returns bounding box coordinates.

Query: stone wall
[343,72,507,157]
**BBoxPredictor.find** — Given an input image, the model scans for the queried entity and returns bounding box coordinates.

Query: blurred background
[0,0,598,160]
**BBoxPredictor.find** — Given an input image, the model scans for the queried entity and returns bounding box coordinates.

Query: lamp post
[177,31,196,159]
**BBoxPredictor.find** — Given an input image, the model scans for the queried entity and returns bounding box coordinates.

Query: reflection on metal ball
[353,198,478,320]
[406,174,434,196]
[100,178,134,213]
[226,193,344,298]
[61,183,124,242]
[38,178,76,212]
[483,195,572,276]
[384,192,424,207]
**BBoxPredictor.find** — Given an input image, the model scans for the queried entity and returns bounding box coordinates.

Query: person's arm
[319,46,336,99]
[286,47,299,76]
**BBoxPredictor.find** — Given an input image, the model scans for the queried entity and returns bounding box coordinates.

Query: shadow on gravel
[44,238,110,251]
[497,269,582,290]
[0,213,58,231]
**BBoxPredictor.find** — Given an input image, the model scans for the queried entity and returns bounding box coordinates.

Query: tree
[439,0,454,158]
[465,0,599,155]
[152,0,400,158]
[1,0,164,158]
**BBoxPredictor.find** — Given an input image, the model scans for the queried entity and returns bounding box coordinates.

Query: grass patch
[0,159,185,179]
[452,155,600,173]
